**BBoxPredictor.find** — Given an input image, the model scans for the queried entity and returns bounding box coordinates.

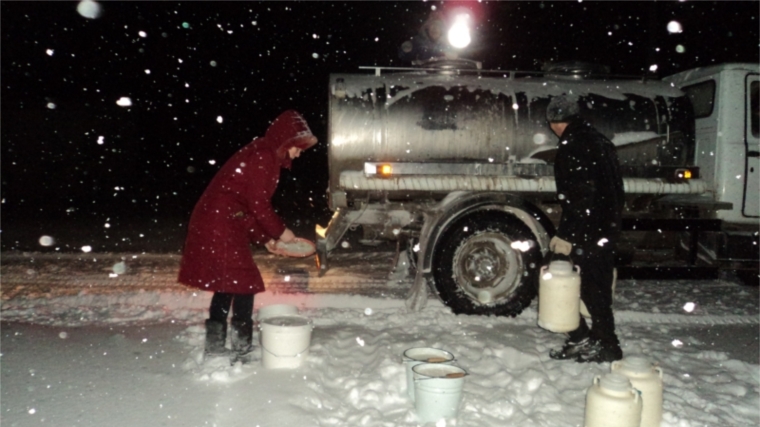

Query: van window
[751,81,759,138]
[683,80,715,119]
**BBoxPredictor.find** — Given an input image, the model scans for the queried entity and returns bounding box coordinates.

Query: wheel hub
[452,232,523,304]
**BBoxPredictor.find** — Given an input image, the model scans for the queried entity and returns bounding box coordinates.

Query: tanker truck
[315,60,759,316]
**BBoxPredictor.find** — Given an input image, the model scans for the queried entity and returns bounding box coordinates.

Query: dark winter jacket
[553,119,625,249]
[177,110,316,294]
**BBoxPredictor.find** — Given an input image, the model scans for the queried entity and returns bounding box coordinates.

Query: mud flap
[405,268,429,311]
[405,231,430,311]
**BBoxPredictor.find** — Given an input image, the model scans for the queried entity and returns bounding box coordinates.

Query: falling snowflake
[38,236,55,246]
[667,21,683,34]
[76,0,102,19]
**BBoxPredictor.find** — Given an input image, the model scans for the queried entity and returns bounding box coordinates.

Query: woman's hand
[279,228,296,243]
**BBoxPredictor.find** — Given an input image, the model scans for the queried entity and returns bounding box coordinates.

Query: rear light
[675,168,693,179]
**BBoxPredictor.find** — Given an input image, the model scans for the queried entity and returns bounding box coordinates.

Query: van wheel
[432,211,541,316]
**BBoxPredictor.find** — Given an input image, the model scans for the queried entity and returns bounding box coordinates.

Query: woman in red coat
[178,110,317,363]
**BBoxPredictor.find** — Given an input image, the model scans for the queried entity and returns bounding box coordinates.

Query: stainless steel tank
[327,69,694,209]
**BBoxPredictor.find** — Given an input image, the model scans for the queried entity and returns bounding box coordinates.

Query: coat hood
[420,12,446,41]
[262,110,318,168]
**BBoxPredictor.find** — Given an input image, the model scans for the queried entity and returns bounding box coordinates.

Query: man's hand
[279,228,296,243]
[549,236,573,256]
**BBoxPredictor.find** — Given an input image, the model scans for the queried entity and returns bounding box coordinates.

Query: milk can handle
[574,265,581,274]
[592,375,600,386]
[655,366,663,379]
[610,361,621,371]
[631,388,641,403]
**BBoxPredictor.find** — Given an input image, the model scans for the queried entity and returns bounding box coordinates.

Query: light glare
[447,14,471,49]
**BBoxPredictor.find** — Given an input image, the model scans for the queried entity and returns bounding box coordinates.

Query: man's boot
[549,336,592,360]
[576,337,623,363]
[230,319,255,364]
[204,319,229,359]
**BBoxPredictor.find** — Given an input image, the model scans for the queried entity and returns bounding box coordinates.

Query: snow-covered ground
[1,252,758,427]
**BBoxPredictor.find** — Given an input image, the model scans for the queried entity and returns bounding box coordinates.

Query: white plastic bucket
[402,347,455,401]
[257,304,299,321]
[412,363,467,423]
[259,315,312,369]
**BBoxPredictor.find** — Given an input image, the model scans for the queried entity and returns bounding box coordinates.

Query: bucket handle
[403,357,458,364]
[414,372,468,382]
[262,344,310,358]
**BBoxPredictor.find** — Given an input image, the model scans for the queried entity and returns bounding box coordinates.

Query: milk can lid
[548,260,573,273]
[620,355,654,373]
[599,372,632,392]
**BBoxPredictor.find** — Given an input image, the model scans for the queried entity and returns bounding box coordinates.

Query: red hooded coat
[177,111,317,294]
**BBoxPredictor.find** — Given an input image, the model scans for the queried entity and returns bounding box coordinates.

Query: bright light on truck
[447,13,471,49]
[379,164,393,177]
[675,168,693,179]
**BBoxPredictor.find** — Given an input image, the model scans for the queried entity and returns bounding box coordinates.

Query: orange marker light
[379,164,393,176]
[675,168,693,179]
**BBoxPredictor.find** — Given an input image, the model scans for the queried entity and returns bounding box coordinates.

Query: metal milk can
[538,260,581,332]
[611,356,664,427]
[585,372,643,427]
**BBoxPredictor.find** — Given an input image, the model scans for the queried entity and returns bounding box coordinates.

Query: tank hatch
[544,61,611,80]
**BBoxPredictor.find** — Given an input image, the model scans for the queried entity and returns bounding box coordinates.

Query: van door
[744,75,759,218]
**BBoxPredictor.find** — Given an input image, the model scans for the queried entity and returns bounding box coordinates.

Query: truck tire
[432,210,541,316]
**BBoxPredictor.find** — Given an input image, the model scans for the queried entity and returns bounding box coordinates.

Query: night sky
[2,1,758,253]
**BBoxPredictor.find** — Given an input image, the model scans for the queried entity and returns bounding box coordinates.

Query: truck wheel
[433,211,541,316]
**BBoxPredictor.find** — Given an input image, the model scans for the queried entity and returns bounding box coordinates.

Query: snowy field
[1,252,759,427]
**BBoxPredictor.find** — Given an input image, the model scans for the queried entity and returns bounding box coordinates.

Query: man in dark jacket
[178,110,317,364]
[545,95,625,363]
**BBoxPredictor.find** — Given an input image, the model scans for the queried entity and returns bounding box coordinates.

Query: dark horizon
[2,0,758,253]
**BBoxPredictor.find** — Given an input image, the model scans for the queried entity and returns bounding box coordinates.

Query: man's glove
[549,236,573,256]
